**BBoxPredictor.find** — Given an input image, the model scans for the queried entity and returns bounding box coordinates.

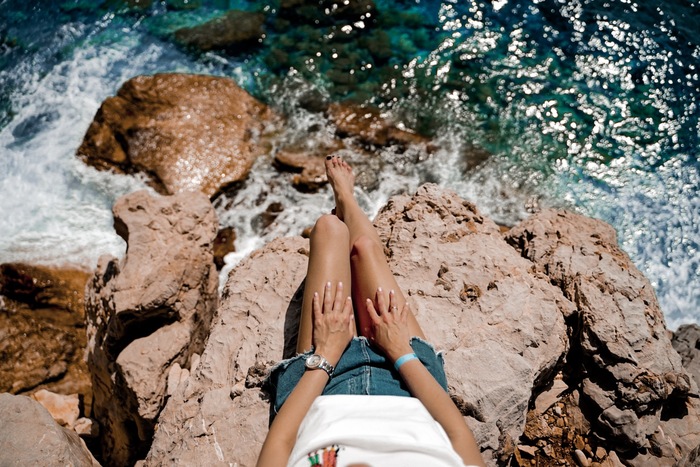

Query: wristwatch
[305,354,334,377]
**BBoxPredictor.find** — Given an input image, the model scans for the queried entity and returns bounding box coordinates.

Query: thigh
[350,235,426,341]
[297,215,353,353]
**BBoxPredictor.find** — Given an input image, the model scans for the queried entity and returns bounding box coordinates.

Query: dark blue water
[0,0,698,327]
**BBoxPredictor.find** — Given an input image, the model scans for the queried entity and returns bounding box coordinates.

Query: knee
[350,234,383,261]
[310,214,349,241]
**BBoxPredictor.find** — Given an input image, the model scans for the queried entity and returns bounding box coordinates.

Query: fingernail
[377,287,383,293]
[338,281,343,287]
[326,281,331,287]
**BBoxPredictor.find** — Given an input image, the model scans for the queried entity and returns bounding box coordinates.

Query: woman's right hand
[366,288,414,362]
[312,281,354,366]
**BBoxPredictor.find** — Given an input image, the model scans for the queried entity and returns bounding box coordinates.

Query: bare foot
[325,155,355,221]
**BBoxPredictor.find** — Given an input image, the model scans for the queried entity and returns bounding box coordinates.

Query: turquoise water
[0,0,698,328]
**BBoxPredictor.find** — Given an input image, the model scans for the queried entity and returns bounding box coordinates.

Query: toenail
[326,156,332,160]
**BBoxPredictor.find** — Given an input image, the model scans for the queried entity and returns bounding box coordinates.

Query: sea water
[0,0,697,329]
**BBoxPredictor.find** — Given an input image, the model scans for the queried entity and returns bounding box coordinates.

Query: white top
[288,395,477,467]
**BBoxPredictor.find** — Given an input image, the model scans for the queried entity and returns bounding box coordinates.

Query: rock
[574,449,590,467]
[253,202,285,232]
[0,306,79,393]
[77,73,274,198]
[174,10,265,53]
[32,389,80,428]
[595,446,607,460]
[145,236,309,466]
[673,324,700,387]
[601,451,625,467]
[74,417,99,438]
[147,184,573,465]
[274,149,329,192]
[506,209,695,450]
[677,441,700,467]
[272,134,346,192]
[86,189,219,466]
[0,393,99,466]
[0,263,91,399]
[213,226,236,270]
[165,0,201,9]
[517,444,538,457]
[327,102,433,150]
[626,398,700,466]
[279,0,375,26]
[0,262,90,315]
[533,375,569,416]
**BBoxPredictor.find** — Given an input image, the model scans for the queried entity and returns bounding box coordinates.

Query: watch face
[306,354,321,367]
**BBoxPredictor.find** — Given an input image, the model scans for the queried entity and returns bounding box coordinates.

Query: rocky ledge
[2,72,699,467]
[7,184,699,466]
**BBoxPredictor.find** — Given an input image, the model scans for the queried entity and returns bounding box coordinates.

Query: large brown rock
[0,263,91,400]
[0,262,90,315]
[86,189,219,466]
[506,209,697,459]
[146,184,573,465]
[77,73,274,198]
[0,393,99,466]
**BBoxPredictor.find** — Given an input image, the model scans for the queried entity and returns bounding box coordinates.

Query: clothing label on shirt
[306,445,341,466]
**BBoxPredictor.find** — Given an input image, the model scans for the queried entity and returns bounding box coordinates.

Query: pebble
[595,446,607,459]
[574,449,590,467]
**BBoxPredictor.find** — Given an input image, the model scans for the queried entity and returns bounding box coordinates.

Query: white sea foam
[0,34,154,267]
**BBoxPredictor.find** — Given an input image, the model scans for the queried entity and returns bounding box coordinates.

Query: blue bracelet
[394,352,418,371]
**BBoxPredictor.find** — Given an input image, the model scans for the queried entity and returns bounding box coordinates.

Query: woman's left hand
[312,281,354,366]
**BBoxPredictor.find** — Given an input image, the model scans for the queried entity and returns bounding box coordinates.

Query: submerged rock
[85,189,219,466]
[174,10,265,53]
[279,0,375,26]
[77,73,274,198]
[327,102,433,150]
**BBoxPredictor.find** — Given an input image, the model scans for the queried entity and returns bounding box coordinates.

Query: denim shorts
[265,336,448,420]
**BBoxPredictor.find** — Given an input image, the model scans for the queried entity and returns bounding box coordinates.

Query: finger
[388,289,398,314]
[312,292,321,323]
[323,281,332,314]
[344,297,354,331]
[399,302,409,323]
[332,281,345,314]
[375,287,387,315]
[366,298,380,324]
[342,296,353,317]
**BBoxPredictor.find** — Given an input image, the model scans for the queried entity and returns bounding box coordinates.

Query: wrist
[313,346,344,366]
[387,343,414,363]
[394,352,419,371]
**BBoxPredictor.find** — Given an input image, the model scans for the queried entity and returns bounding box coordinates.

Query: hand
[366,288,414,362]
[312,281,354,366]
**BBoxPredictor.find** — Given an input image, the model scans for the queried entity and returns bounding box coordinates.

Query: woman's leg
[297,214,353,354]
[325,156,426,340]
